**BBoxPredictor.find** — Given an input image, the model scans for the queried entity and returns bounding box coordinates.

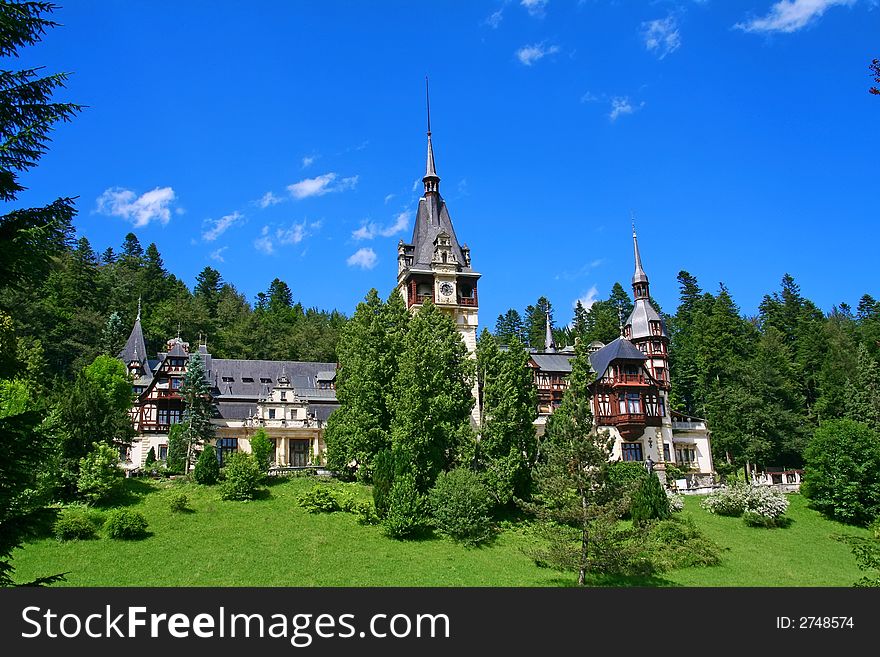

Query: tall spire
[544,311,556,352]
[631,214,649,300]
[423,76,440,195]
[136,296,142,322]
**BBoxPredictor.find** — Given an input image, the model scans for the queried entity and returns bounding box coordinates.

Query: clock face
[439,282,454,297]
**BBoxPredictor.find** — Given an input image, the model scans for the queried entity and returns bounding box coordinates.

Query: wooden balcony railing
[597,413,663,427]
[613,374,647,385]
[458,297,477,307]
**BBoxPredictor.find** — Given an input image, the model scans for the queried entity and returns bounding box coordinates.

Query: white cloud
[485,8,504,28]
[95,186,176,227]
[254,225,274,255]
[287,172,359,199]
[642,15,681,59]
[609,96,644,121]
[352,211,410,241]
[580,91,600,103]
[253,221,313,255]
[516,42,560,66]
[735,0,855,33]
[575,285,600,311]
[302,155,316,168]
[210,246,228,263]
[384,193,395,204]
[202,211,244,242]
[347,247,377,270]
[258,191,283,208]
[521,0,548,17]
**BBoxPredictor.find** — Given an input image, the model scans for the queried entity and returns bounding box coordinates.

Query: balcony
[597,413,662,428]
[153,389,182,399]
[457,296,477,307]
[672,420,706,431]
[613,374,648,386]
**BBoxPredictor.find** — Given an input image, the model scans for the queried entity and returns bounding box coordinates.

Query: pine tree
[845,344,880,432]
[522,342,636,584]
[524,297,553,349]
[180,351,215,473]
[389,300,473,493]
[494,308,525,345]
[630,472,670,526]
[324,289,403,480]
[476,330,538,505]
[193,443,220,485]
[667,273,706,415]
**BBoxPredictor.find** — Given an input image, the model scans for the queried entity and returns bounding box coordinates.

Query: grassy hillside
[10,477,871,587]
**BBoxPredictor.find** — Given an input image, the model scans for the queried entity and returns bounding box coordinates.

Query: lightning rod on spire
[425,76,431,135]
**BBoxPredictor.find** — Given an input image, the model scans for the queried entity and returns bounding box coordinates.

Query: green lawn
[10,478,872,587]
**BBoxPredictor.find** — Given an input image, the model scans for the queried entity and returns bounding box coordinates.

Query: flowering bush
[666,489,684,513]
[701,483,789,527]
[700,483,751,516]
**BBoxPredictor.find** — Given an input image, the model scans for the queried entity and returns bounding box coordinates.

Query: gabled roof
[530,353,575,373]
[588,337,647,381]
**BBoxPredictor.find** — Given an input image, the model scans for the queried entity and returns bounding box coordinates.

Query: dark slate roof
[313,404,339,423]
[408,194,474,272]
[208,359,337,399]
[626,299,667,339]
[316,370,336,382]
[118,317,152,383]
[216,401,257,420]
[530,353,575,373]
[588,337,647,381]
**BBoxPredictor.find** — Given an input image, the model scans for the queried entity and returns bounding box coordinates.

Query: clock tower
[397,83,481,423]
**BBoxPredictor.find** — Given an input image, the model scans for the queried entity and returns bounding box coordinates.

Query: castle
[119,98,713,483]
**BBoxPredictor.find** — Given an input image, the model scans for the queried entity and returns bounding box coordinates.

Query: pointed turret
[544,312,556,353]
[423,78,440,196]
[119,302,152,384]
[632,223,649,299]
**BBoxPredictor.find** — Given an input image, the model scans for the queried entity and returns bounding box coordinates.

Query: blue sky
[12,0,880,326]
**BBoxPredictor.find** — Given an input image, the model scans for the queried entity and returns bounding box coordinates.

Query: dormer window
[242,377,254,383]
[222,376,234,383]
[280,391,287,401]
[260,378,271,384]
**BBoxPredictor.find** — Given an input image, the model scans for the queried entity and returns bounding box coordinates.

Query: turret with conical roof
[623,222,669,389]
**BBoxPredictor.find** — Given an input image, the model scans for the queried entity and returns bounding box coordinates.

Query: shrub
[249,428,273,472]
[429,468,494,545]
[700,483,752,516]
[644,517,722,570]
[630,473,671,527]
[169,493,189,512]
[802,419,880,525]
[54,509,100,541]
[105,509,148,540]
[298,486,340,513]
[353,500,380,525]
[666,489,684,513]
[608,461,647,496]
[382,473,427,539]
[744,486,789,524]
[701,483,790,527]
[77,442,124,504]
[220,452,263,501]
[193,444,220,485]
[144,447,156,467]
[372,449,394,519]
